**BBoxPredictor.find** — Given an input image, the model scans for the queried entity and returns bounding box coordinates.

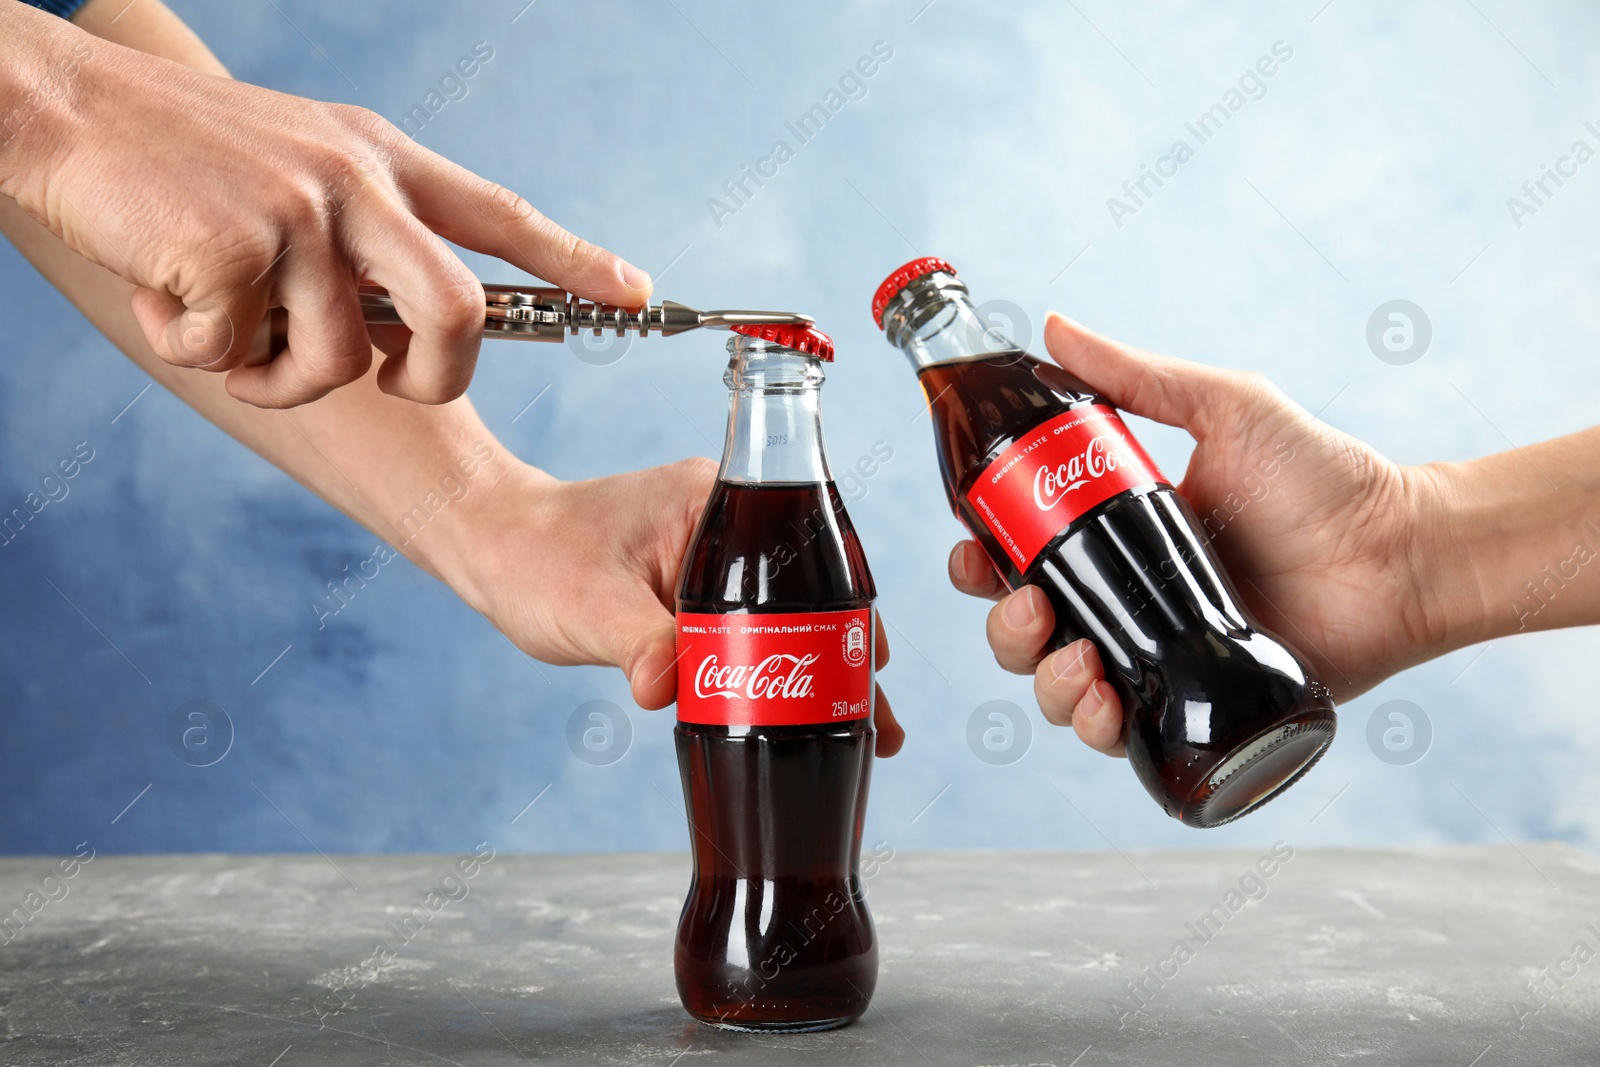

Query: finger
[131,282,268,373]
[984,586,1055,674]
[396,148,651,307]
[1071,679,1127,757]
[352,208,484,404]
[873,684,904,758]
[224,258,372,408]
[621,611,679,712]
[874,612,890,669]
[367,322,412,361]
[1043,312,1233,433]
[1031,639,1102,727]
[948,539,1007,601]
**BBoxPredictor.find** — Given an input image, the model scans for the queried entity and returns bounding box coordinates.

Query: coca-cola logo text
[694,653,819,701]
[1032,433,1126,512]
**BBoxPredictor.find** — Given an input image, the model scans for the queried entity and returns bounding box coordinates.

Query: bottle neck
[880,271,1019,371]
[718,337,831,484]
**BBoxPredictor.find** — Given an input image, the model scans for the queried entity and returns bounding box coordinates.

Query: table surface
[1,844,1597,1066]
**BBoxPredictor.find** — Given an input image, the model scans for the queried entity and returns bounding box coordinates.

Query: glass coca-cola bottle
[874,258,1336,827]
[673,323,877,1031]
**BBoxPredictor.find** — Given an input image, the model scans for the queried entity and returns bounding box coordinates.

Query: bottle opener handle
[245,283,813,363]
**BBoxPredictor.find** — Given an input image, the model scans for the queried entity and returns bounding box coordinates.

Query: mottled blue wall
[4,0,1599,858]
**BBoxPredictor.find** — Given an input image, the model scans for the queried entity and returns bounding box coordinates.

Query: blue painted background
[3,0,1599,859]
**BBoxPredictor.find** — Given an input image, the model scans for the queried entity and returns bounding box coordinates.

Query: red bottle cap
[872,257,957,328]
[730,322,835,362]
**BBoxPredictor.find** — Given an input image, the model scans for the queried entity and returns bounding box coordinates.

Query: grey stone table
[1,845,1597,1065]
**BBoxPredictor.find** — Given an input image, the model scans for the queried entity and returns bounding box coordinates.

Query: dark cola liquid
[919,353,1335,827]
[675,481,877,1031]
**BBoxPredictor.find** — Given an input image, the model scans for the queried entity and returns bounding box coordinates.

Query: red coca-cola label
[965,404,1167,572]
[676,608,873,726]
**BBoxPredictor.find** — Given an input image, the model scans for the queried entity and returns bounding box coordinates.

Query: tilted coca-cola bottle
[873,259,1336,827]
[673,322,878,1031]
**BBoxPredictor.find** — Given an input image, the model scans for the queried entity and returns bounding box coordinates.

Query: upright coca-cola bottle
[873,258,1336,827]
[673,323,877,1031]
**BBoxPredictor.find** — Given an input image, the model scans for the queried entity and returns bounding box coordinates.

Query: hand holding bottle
[952,312,1460,756]
[443,454,904,756]
[879,259,1343,824]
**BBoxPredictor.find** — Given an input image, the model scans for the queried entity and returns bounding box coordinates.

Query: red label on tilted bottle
[965,404,1168,573]
[676,609,873,726]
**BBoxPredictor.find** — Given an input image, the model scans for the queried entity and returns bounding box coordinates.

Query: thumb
[1043,312,1232,434]
[131,284,268,372]
[617,608,679,712]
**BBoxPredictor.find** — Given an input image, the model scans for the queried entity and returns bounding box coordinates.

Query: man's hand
[949,312,1459,758]
[0,3,650,408]
[450,458,906,756]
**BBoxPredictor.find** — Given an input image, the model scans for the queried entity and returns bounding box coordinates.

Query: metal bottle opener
[249,283,815,362]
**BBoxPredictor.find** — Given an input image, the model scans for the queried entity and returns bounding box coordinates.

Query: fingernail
[949,546,969,584]
[619,260,651,293]
[1050,641,1089,682]
[1078,681,1106,719]
[1001,589,1037,628]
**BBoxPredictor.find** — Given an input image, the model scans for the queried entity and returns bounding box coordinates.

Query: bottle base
[1180,713,1336,828]
[690,1014,862,1034]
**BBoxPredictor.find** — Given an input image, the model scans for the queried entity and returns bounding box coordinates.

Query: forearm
[73,0,221,69]
[1416,426,1600,647]
[0,3,92,192]
[0,0,225,85]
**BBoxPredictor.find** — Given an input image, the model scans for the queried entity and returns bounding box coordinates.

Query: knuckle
[1034,674,1069,718]
[1036,698,1073,728]
[985,633,1025,676]
[336,104,402,154]
[291,110,400,226]
[280,181,333,237]
[425,275,487,336]
[1236,369,1272,393]
[298,353,369,399]
[1231,368,1285,406]
[984,602,1006,643]
[563,235,604,274]
[302,334,369,374]
[549,229,583,273]
[291,313,374,384]
[484,179,537,223]
[321,156,384,218]
[1079,712,1118,751]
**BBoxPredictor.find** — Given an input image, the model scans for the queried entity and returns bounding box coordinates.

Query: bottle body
[878,261,1335,827]
[674,334,878,1030]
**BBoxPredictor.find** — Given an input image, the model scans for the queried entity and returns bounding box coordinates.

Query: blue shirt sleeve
[21,0,91,18]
